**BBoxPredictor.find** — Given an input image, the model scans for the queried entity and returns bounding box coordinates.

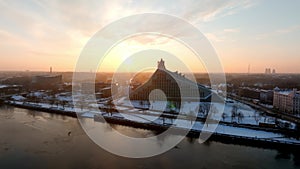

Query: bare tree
[61,100,67,109]
[237,111,244,123]
[50,98,55,107]
[231,104,238,123]
[263,113,267,123]
[187,110,197,125]
[205,105,218,127]
[107,99,115,116]
[206,111,213,127]
[161,115,166,125]
[254,111,261,124]
[200,103,210,117]
[78,96,87,111]
[140,100,144,108]
[210,105,219,116]
[222,113,227,121]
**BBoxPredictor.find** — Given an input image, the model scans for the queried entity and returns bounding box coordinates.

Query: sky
[0,0,300,73]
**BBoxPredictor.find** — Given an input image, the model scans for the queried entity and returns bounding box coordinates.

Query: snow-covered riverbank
[5,99,300,146]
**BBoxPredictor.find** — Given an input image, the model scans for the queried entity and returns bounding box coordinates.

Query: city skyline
[0,0,300,73]
[1,1,300,167]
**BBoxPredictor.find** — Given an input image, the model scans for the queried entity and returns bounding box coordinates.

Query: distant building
[238,87,260,100]
[129,59,213,102]
[1,74,62,90]
[0,85,22,96]
[265,68,276,74]
[31,74,62,90]
[265,68,271,74]
[1,76,31,87]
[260,89,274,104]
[273,88,300,115]
[238,87,273,104]
[81,82,111,94]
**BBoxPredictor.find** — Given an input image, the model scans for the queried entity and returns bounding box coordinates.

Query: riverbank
[1,106,298,169]
[94,114,300,149]
[4,100,300,149]
[7,101,77,118]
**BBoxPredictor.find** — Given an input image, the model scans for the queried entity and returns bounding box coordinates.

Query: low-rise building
[238,87,274,104]
[238,87,260,100]
[260,89,274,104]
[273,88,300,115]
[0,85,22,96]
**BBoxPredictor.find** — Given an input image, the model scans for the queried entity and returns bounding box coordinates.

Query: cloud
[224,28,240,33]
[275,25,300,34]
[256,25,300,40]
[204,28,240,43]
[0,0,255,35]
[204,33,225,42]
[127,35,172,46]
[0,0,256,70]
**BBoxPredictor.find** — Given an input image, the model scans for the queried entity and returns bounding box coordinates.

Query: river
[0,105,299,169]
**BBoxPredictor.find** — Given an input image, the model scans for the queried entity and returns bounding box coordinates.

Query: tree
[206,105,219,126]
[210,105,218,116]
[167,101,176,112]
[237,111,244,123]
[107,99,115,116]
[187,110,197,125]
[50,98,55,107]
[78,97,87,111]
[222,113,227,122]
[206,110,214,127]
[231,104,238,123]
[140,100,144,108]
[146,100,151,109]
[55,100,59,108]
[254,111,261,124]
[61,100,67,109]
[161,115,166,125]
[34,97,40,106]
[199,103,210,117]
[263,113,267,123]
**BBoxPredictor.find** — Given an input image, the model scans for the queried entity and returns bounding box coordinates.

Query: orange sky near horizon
[0,1,299,73]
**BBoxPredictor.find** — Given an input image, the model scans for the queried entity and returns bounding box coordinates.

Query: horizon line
[1,70,300,74]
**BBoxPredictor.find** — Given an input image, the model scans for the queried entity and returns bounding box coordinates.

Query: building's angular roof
[129,59,213,101]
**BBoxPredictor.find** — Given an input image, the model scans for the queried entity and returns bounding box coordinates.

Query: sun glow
[97,34,207,73]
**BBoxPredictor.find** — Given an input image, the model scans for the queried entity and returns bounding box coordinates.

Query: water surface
[0,105,299,169]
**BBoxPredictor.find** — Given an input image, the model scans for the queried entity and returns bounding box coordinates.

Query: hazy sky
[0,0,299,73]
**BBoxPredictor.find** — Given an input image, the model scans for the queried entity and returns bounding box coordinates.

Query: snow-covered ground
[93,107,300,144]
[11,95,26,101]
[7,94,300,145]
[9,92,296,129]
[119,99,294,128]
[219,99,276,125]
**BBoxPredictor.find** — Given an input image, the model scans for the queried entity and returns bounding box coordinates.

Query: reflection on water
[0,105,299,169]
[109,124,158,138]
